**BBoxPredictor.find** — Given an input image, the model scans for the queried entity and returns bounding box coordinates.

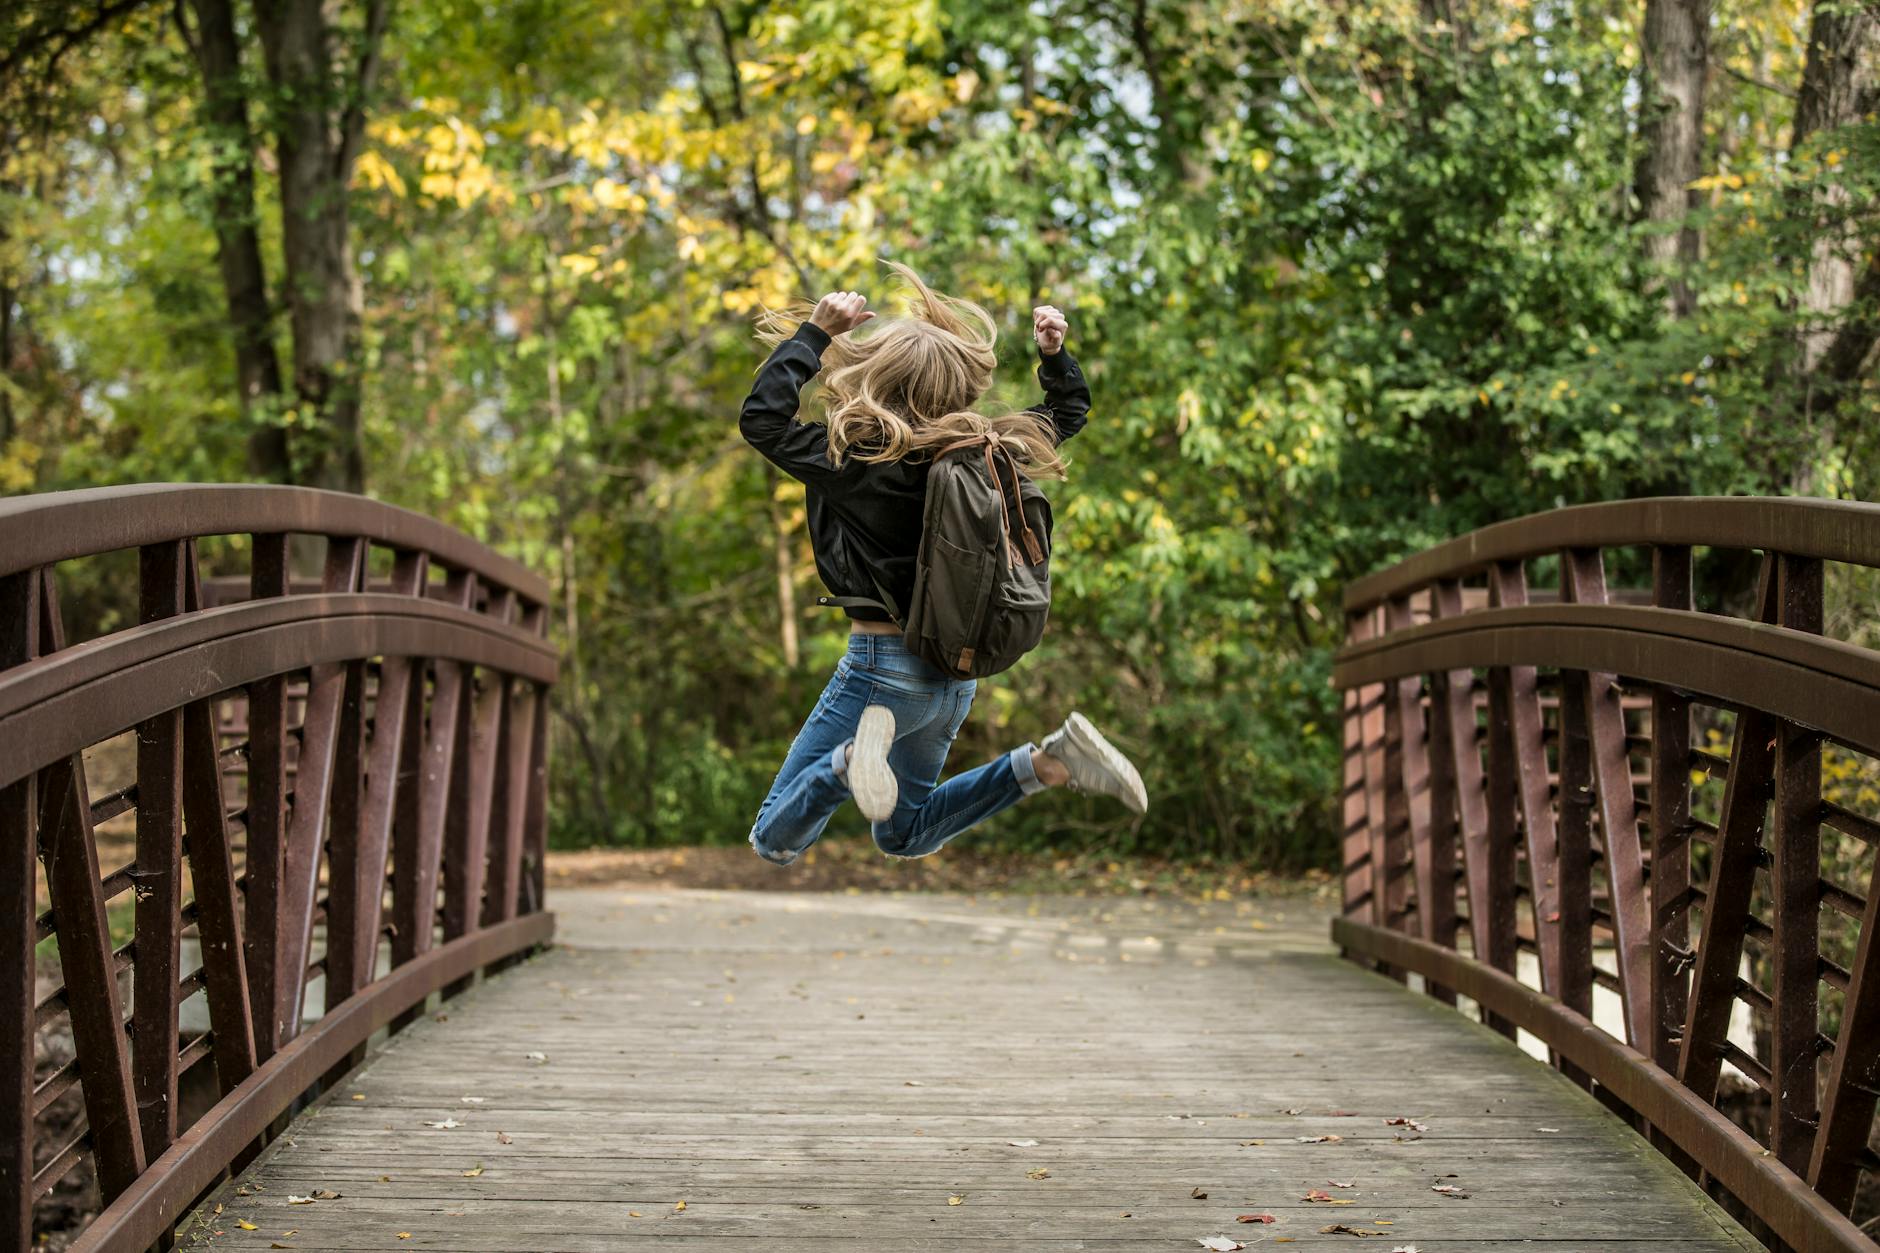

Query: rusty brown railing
[1336,496,1880,1251]
[2,484,558,1253]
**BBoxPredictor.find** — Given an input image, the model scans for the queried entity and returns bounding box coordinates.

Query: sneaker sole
[1062,712,1149,815]
[849,705,899,823]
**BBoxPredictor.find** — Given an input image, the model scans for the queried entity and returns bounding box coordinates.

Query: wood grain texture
[180,889,1756,1252]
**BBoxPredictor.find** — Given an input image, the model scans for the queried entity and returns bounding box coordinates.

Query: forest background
[4,0,1877,865]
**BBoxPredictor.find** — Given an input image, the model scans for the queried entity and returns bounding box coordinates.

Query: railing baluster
[1430,580,1508,1023]
[132,541,188,1160]
[1341,611,1378,922]
[244,533,291,1061]
[1554,560,1596,1031]
[1386,595,1450,1002]
[447,673,507,945]
[1381,596,1423,945]
[484,682,535,926]
[273,537,366,1048]
[1488,560,1565,1000]
[522,681,550,916]
[1649,544,1693,1073]
[1562,547,1651,1049]
[1678,557,1781,1106]
[1769,552,1823,1174]
[1,569,41,1252]
[1359,607,1391,935]
[35,569,147,1202]
[1808,832,1880,1211]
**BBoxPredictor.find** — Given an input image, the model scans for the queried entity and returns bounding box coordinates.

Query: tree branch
[334,0,393,182]
[1,0,156,81]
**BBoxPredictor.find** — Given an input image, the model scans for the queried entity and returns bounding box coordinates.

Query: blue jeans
[749,632,1047,865]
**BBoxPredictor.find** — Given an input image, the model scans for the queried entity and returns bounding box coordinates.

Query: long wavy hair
[755,262,1068,479]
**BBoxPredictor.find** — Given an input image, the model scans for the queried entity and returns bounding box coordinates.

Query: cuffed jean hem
[1010,743,1049,796]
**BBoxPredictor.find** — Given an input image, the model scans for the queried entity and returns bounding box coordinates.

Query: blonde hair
[755,262,1067,479]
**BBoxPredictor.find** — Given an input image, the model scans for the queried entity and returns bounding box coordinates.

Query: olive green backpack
[823,433,1053,679]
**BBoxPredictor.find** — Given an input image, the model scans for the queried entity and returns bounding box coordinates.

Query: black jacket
[739,321,1091,623]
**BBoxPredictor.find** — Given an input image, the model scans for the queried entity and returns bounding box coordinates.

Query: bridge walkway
[180,887,1754,1251]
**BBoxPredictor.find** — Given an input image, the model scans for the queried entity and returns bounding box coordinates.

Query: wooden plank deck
[182,887,1757,1251]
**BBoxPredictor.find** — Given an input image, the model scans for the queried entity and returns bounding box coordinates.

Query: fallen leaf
[286,1195,316,1206]
[425,1118,463,1130]
[1328,1179,1355,1188]
[904,1080,925,1087]
[1432,1183,1471,1199]
[1392,1246,1422,1252]
[1536,1126,1560,1133]
[628,1212,642,1218]
[674,1200,687,1211]
[238,1221,258,1231]
[1197,1239,1246,1252]
[1279,1107,1303,1115]
[948,1195,965,1206]
[1026,1168,1051,1180]
[1321,1224,1383,1236]
[1237,1213,1277,1223]
[524,1051,548,1062]
[270,1243,293,1249]
[462,1165,484,1178]
[461,1096,485,1104]
[378,1176,392,1183]
[496,1132,513,1145]
[1383,1117,1426,1132]
[1238,1139,1264,1146]
[1191,1186,1209,1199]
[1007,1139,1039,1147]
[396,1234,411,1241]
[350,1094,365,1102]
[1296,1134,1343,1143]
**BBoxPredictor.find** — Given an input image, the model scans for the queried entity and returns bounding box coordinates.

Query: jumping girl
[739,263,1148,866]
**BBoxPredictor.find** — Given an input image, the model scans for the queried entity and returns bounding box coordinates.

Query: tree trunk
[253,0,387,494]
[766,467,800,668]
[1784,2,1878,493]
[1634,0,1709,319]
[185,0,289,481]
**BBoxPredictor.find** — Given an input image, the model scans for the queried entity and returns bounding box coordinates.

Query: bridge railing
[2,485,559,1253]
[1336,496,1880,1251]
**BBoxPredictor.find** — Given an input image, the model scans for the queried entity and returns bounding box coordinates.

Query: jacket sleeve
[739,322,847,488]
[1030,348,1091,444]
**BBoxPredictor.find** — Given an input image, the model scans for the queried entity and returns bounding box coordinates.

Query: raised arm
[1029,303,1089,444]
[739,291,876,486]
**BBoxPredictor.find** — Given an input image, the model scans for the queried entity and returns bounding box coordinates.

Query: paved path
[184,887,1756,1251]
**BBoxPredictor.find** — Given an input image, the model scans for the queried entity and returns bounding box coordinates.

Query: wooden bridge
[6,486,1880,1251]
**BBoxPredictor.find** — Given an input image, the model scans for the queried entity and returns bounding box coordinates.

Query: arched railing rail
[2,485,558,1253]
[1335,495,1880,1252]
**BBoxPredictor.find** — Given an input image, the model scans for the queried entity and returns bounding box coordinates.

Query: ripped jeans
[748,632,1046,865]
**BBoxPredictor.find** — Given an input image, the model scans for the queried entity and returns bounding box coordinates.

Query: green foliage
[5,0,1876,868]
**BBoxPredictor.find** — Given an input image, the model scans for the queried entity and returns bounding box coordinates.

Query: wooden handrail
[1337,499,1880,1249]
[3,485,558,1253]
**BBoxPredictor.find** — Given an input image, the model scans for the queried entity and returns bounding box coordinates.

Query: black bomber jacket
[738,321,1091,624]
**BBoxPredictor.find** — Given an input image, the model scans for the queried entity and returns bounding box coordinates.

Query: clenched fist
[1032,304,1068,356]
[808,290,876,336]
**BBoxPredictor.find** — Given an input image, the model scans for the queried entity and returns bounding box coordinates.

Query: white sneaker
[847,704,899,823]
[1039,712,1148,815]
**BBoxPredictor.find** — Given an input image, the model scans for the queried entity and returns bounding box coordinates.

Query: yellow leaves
[1250,148,1274,174]
[947,1194,965,1206]
[796,114,819,135]
[353,150,406,198]
[559,253,600,278]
